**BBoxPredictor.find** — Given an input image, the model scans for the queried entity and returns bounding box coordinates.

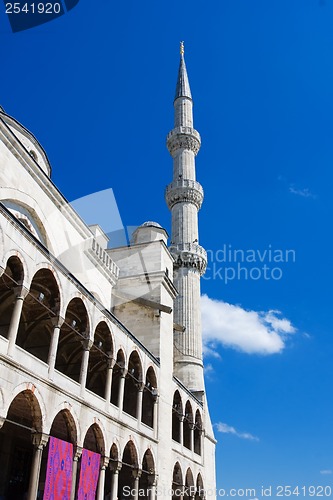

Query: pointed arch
[55,298,89,383]
[184,400,193,450]
[196,473,205,500]
[0,390,43,497]
[16,267,60,363]
[111,348,125,407]
[172,462,184,500]
[118,440,139,499]
[142,366,158,428]
[0,255,25,339]
[86,321,113,398]
[83,423,105,455]
[194,409,202,455]
[185,468,195,499]
[172,390,183,443]
[49,409,77,444]
[139,449,156,500]
[123,350,143,418]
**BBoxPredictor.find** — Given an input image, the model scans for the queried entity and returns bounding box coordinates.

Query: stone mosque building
[0,44,216,499]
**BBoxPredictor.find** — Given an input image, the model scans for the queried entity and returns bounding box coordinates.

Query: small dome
[141,221,163,229]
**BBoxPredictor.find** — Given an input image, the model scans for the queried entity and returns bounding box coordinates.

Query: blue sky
[1,0,333,497]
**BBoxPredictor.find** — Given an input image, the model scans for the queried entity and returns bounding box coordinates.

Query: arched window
[196,473,205,500]
[111,349,125,407]
[0,390,43,498]
[194,409,202,455]
[86,321,113,398]
[105,443,119,498]
[142,367,157,428]
[16,268,60,363]
[172,391,183,442]
[139,449,155,500]
[55,298,89,383]
[38,409,77,497]
[118,441,139,499]
[185,468,194,499]
[183,400,193,450]
[172,462,184,500]
[123,351,142,418]
[0,256,24,339]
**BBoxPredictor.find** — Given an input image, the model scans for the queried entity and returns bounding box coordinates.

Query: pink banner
[77,448,101,500]
[43,436,73,500]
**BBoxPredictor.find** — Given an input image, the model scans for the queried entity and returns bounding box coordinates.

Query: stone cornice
[170,243,207,276]
[167,126,201,156]
[165,179,204,210]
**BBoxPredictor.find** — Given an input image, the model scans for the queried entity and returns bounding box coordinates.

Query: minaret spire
[166,44,207,396]
[175,42,192,101]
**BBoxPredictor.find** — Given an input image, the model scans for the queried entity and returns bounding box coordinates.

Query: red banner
[43,436,73,500]
[77,448,101,500]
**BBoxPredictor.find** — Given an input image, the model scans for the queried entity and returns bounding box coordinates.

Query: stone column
[80,339,93,397]
[71,446,82,500]
[136,382,145,422]
[148,475,157,500]
[27,433,49,500]
[110,461,122,500]
[190,422,195,452]
[97,456,109,500]
[104,355,115,410]
[180,415,184,446]
[152,392,159,438]
[48,316,64,379]
[118,368,127,409]
[132,470,142,500]
[7,286,28,356]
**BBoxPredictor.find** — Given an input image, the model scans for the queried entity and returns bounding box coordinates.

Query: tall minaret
[165,42,207,396]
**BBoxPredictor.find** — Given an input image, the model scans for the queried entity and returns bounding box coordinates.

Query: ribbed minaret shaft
[165,43,207,395]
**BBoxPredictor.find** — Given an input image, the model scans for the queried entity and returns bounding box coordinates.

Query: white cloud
[215,422,259,441]
[289,186,316,199]
[320,470,333,475]
[201,295,296,355]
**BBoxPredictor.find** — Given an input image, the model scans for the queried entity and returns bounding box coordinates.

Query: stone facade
[0,47,216,499]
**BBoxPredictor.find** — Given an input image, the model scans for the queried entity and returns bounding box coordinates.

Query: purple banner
[43,436,73,500]
[77,448,101,500]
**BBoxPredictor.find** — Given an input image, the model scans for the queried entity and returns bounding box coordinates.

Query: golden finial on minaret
[180,41,184,55]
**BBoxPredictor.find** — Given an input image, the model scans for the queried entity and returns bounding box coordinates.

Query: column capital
[32,432,49,449]
[13,285,29,300]
[148,473,157,486]
[82,338,93,351]
[132,468,142,480]
[101,456,110,469]
[51,315,65,328]
[137,381,145,392]
[121,367,128,378]
[74,445,83,461]
[110,460,122,473]
[0,416,5,429]
[0,266,5,278]
[107,355,116,369]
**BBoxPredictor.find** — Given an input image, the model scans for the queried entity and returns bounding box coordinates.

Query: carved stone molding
[170,243,207,276]
[167,127,201,156]
[165,179,204,210]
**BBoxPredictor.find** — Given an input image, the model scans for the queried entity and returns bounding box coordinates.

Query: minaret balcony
[165,179,204,210]
[167,126,201,156]
[169,243,207,276]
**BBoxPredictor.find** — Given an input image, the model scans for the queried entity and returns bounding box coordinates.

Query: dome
[141,221,163,229]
